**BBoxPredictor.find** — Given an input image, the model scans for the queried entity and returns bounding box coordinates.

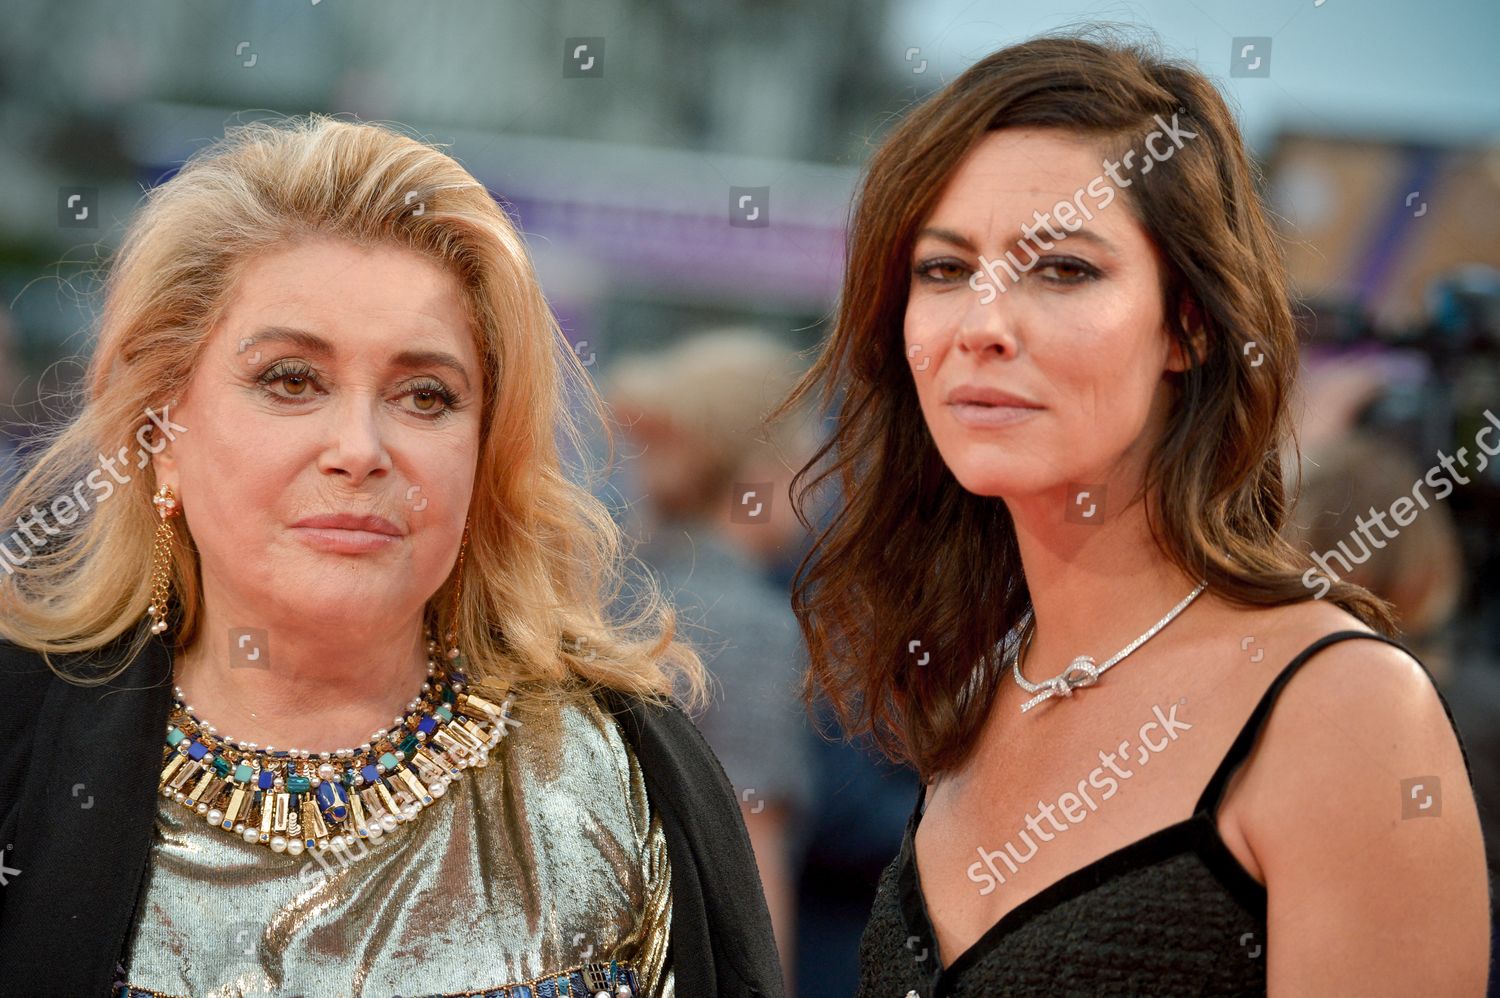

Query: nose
[954,274,1021,357]
[316,397,394,485]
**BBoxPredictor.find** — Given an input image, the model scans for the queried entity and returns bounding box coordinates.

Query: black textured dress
[856,630,1477,997]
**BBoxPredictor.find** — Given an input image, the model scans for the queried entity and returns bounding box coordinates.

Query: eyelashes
[255,359,464,421]
[913,259,970,283]
[912,255,1101,286]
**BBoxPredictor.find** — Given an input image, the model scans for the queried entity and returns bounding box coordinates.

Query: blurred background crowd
[1,1,1497,993]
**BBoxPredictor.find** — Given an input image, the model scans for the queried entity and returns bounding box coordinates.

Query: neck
[170,592,435,754]
[1005,481,1207,675]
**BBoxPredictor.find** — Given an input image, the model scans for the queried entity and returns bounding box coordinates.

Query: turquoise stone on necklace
[158,632,512,859]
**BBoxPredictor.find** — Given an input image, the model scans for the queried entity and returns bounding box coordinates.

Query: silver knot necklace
[1010,579,1209,714]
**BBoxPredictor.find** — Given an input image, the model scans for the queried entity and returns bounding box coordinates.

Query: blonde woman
[0,114,783,998]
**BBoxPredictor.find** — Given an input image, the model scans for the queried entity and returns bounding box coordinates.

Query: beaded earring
[146,485,181,635]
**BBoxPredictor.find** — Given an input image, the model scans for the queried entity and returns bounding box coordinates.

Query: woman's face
[903,126,1190,506]
[615,408,717,519]
[152,235,483,634]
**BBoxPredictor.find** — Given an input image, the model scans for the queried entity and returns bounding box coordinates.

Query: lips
[291,513,404,536]
[943,385,1044,409]
[947,403,1041,429]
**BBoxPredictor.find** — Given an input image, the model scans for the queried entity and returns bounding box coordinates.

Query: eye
[404,380,462,419]
[913,257,971,283]
[1035,257,1099,285]
[257,360,322,400]
[255,362,463,422]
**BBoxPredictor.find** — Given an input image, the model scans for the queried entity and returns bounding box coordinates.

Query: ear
[147,417,179,485]
[1166,298,1207,374]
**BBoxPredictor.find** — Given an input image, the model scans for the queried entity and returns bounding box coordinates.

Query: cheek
[904,292,956,342]
[1041,324,1163,439]
[902,306,947,400]
[173,399,287,494]
[399,437,478,528]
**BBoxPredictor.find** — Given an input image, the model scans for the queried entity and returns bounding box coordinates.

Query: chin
[947,464,1023,500]
[944,451,1073,500]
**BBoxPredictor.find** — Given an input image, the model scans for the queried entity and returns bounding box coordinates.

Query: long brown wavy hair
[768,29,1398,780]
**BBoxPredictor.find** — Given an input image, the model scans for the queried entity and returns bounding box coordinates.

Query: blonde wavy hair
[0,113,706,712]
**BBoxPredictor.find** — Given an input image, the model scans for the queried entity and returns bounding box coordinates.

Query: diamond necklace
[1010,580,1208,714]
[159,630,514,857]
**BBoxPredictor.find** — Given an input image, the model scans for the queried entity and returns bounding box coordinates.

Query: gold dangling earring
[147,485,181,636]
[445,519,471,663]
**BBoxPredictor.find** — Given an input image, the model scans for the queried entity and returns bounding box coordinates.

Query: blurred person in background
[792,698,920,994]
[605,328,819,993]
[1289,364,1500,993]
[1289,359,1467,679]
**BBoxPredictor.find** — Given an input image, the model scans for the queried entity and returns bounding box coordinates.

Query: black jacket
[0,627,783,997]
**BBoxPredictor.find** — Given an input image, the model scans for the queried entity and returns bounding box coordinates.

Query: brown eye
[913,257,969,283]
[403,381,461,420]
[257,360,323,402]
[1036,257,1098,284]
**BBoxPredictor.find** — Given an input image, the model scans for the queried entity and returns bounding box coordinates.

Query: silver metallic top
[121,688,674,997]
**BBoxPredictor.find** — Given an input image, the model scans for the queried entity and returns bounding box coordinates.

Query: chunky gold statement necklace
[158,633,514,857]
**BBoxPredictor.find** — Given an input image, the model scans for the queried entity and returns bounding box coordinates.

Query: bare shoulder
[1239,598,1445,733]
[1217,597,1463,813]
[1256,620,1458,769]
[1218,602,1490,991]
[1196,596,1390,689]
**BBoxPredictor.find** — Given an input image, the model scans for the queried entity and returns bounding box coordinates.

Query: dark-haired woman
[772,31,1489,996]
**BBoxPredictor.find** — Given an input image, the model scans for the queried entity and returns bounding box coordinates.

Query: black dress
[856,630,1478,997]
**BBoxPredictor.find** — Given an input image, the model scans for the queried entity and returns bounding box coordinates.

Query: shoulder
[1249,623,1466,793]
[0,640,62,732]
[593,685,759,844]
[1227,606,1490,987]
[484,681,739,812]
[1234,600,1457,761]
[0,637,56,678]
[593,685,786,995]
[1226,600,1469,820]
[0,629,168,724]
[0,641,53,811]
[595,687,737,797]
[0,640,84,829]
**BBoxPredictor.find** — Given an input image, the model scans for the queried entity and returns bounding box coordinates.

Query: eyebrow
[916,225,1119,256]
[242,325,473,390]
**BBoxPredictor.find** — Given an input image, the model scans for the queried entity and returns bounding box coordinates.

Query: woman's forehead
[213,240,479,360]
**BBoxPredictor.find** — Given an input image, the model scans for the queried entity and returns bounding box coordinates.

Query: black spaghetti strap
[1193,629,1473,816]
